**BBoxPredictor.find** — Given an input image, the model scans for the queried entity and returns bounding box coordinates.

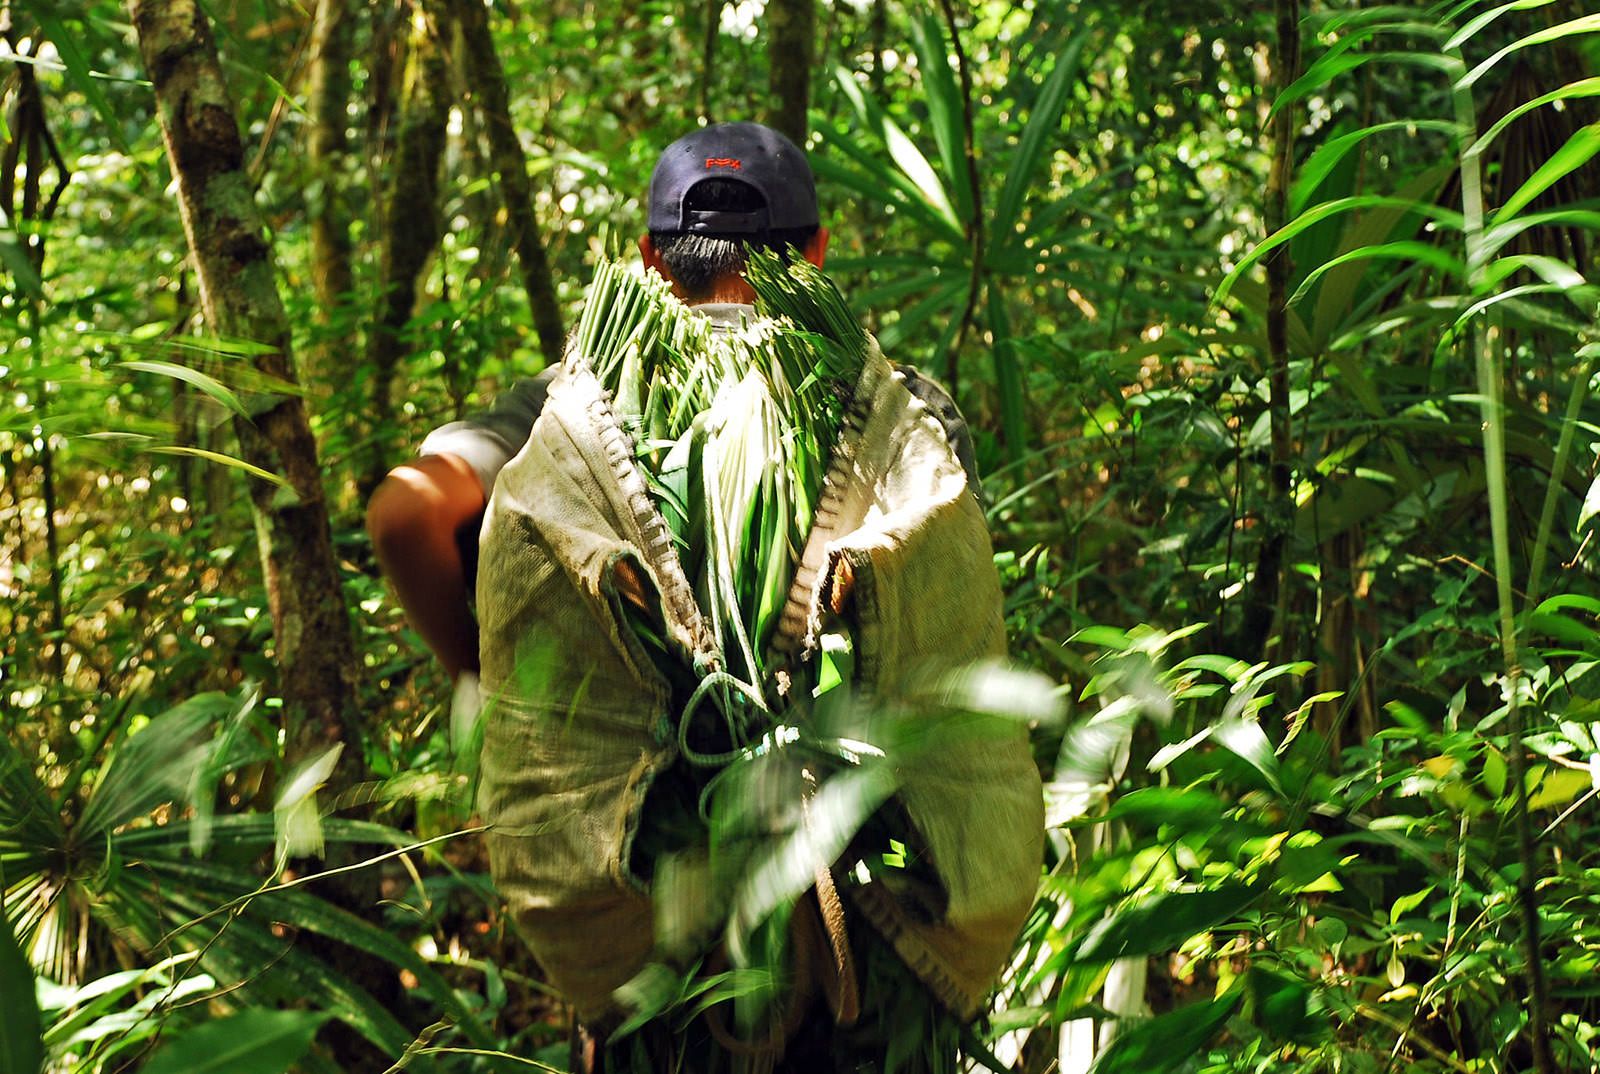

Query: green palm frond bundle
[576,248,868,694]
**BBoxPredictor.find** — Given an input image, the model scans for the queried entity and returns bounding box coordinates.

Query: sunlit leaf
[147,446,289,488]
[1492,122,1600,224]
[909,13,972,224]
[274,744,344,861]
[120,359,250,418]
[1213,718,1284,795]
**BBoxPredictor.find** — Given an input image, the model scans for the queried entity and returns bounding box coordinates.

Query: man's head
[641,122,828,303]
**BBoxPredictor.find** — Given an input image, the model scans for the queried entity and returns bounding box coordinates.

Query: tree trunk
[445,0,565,364]
[364,4,450,495]
[1242,0,1299,660]
[766,0,814,146]
[700,0,722,122]
[305,0,357,385]
[128,0,361,782]
[868,0,887,96]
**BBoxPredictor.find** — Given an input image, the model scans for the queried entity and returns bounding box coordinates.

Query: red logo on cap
[706,157,742,169]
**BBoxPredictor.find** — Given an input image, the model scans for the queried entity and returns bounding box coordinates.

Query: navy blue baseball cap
[647,122,819,236]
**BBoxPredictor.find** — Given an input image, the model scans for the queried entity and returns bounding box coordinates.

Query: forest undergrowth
[3,1,1600,1072]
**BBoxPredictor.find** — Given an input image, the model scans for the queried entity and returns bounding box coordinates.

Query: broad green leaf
[140,1009,329,1074]
[992,24,1091,243]
[1467,77,1600,157]
[1527,612,1600,648]
[120,359,249,418]
[1214,196,1464,307]
[1459,14,1600,90]
[0,914,43,1074]
[1479,209,1600,264]
[75,695,229,837]
[1492,122,1600,224]
[1534,595,1600,616]
[1088,991,1243,1073]
[1147,727,1212,772]
[1291,121,1458,216]
[1389,884,1435,923]
[1526,767,1591,811]
[1445,0,1559,49]
[832,72,962,236]
[1482,747,1508,798]
[1479,253,1587,295]
[1069,884,1257,963]
[812,128,962,242]
[40,953,199,1047]
[1172,654,1252,679]
[1213,718,1284,795]
[275,743,345,860]
[1249,967,1321,1043]
[1289,241,1465,308]
[1069,625,1134,651]
[909,13,973,224]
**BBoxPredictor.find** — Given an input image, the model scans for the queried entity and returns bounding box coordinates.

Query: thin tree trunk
[766,0,814,146]
[446,0,565,364]
[700,0,721,122]
[6,26,73,754]
[868,0,887,97]
[1242,0,1298,659]
[305,0,357,384]
[364,4,450,495]
[128,0,361,783]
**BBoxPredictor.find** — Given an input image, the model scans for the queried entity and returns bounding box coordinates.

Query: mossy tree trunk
[444,0,565,365]
[364,3,450,495]
[1242,0,1299,660]
[128,0,361,781]
[305,0,357,385]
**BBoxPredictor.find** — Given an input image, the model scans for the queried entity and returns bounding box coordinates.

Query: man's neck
[683,275,757,305]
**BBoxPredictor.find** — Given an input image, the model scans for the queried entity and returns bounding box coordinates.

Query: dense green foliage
[4,0,1600,1072]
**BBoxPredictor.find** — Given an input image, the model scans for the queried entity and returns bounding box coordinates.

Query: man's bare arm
[366,453,486,680]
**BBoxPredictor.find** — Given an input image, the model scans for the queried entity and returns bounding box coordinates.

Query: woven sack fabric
[475,340,1042,1024]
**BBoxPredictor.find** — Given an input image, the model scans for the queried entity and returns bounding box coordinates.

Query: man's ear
[639,234,668,279]
[803,226,830,269]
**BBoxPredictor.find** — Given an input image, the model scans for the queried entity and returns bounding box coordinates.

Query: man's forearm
[367,454,488,680]
[374,526,481,678]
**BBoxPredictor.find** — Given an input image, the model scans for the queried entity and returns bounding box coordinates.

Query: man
[368,121,973,702]
[368,122,1032,1072]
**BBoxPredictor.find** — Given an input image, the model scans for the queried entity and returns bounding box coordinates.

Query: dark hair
[648,179,819,299]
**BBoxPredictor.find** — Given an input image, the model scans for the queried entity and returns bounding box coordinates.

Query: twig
[157,826,488,946]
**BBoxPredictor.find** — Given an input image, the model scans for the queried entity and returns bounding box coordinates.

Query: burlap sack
[476,340,1042,1023]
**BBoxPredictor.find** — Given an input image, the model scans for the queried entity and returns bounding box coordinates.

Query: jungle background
[4,0,1600,1071]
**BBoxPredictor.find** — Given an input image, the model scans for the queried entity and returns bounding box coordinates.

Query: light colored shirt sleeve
[418,368,557,495]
